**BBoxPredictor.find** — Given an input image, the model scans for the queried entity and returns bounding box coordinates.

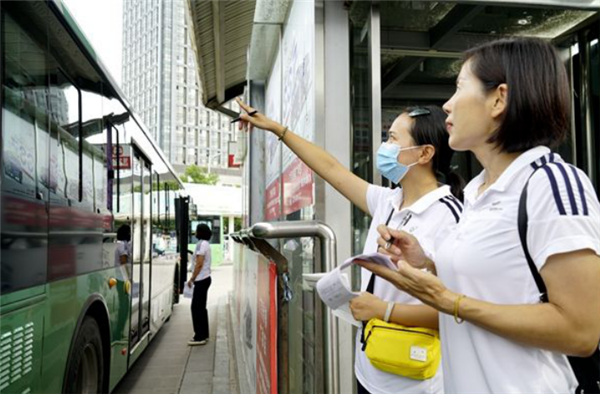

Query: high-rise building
[121,0,239,176]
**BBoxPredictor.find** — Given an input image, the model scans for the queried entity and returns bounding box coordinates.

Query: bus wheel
[64,317,105,394]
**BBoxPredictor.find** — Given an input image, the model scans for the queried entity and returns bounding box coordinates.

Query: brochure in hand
[315,253,398,327]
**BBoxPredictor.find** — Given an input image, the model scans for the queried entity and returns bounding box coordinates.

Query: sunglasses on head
[408,108,431,118]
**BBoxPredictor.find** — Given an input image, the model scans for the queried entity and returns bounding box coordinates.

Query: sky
[63,0,123,87]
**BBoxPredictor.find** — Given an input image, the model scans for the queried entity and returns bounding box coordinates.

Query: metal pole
[370,2,382,187]
[578,30,596,185]
[250,221,339,394]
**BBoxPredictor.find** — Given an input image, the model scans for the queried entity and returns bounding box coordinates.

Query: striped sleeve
[438,195,463,224]
[527,163,600,270]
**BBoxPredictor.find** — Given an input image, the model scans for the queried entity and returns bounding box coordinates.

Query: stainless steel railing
[250,221,339,394]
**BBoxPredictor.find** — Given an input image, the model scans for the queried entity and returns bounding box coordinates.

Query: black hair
[463,37,570,153]
[407,105,465,201]
[196,223,213,241]
[117,224,131,242]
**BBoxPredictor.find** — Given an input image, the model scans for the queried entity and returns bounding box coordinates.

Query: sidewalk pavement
[112,265,238,394]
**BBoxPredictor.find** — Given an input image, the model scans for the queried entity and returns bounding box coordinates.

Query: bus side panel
[40,270,127,394]
[109,263,132,391]
[149,252,178,335]
[0,291,45,394]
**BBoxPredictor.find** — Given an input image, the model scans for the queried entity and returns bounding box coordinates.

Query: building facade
[121,0,240,174]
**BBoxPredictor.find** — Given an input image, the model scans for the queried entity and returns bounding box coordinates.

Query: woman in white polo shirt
[187,223,213,346]
[236,99,464,394]
[361,38,600,394]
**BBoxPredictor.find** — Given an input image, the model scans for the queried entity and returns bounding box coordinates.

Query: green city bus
[0,1,189,393]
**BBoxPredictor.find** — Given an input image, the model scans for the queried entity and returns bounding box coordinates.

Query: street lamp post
[206,151,222,174]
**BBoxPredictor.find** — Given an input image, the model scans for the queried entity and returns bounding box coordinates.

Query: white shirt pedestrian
[355,184,462,394]
[435,146,600,393]
[193,240,212,282]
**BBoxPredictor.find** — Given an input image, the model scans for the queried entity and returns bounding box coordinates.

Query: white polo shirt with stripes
[435,146,600,394]
[355,184,462,394]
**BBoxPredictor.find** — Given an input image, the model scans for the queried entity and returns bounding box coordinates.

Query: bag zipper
[362,325,434,351]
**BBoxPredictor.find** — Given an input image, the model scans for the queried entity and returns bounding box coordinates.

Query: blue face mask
[376,143,420,184]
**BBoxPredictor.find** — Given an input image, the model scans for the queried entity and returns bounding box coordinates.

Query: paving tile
[179,370,213,389]
[111,266,237,394]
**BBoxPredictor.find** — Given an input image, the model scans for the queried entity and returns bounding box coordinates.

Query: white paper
[315,252,398,328]
[332,304,362,327]
[346,252,398,271]
[316,269,357,310]
[183,283,194,299]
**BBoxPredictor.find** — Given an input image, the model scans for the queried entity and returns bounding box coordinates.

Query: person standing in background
[188,223,213,346]
[115,224,131,280]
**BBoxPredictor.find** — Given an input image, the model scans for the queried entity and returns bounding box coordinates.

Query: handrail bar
[250,220,339,394]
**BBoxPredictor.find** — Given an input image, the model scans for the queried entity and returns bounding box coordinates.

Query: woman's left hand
[187,279,194,289]
[356,260,454,314]
[349,292,386,321]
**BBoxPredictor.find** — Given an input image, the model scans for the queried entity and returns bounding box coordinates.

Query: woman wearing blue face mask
[236,99,464,394]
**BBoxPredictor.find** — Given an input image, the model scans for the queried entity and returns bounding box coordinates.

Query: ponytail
[446,170,466,202]
[407,105,466,201]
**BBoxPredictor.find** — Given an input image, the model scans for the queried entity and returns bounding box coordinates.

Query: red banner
[256,262,277,394]
[112,145,131,169]
[282,158,313,216]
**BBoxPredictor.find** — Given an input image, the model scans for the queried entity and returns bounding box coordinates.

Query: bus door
[129,150,152,348]
[140,159,152,336]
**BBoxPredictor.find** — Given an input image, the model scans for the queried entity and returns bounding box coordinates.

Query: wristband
[278,126,288,141]
[454,294,466,324]
[384,301,395,322]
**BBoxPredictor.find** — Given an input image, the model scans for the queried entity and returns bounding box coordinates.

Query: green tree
[183,164,219,185]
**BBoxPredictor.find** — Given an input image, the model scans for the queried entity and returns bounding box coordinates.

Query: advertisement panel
[282,158,313,216]
[240,250,258,391]
[233,243,279,394]
[256,261,278,394]
[233,242,245,323]
[280,0,315,216]
[265,51,283,220]
[265,177,282,221]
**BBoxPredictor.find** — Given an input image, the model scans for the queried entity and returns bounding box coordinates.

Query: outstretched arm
[237,98,371,214]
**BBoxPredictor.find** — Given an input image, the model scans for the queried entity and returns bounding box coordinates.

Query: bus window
[153,172,160,227]
[93,150,107,213]
[82,148,94,208]
[152,172,162,256]
[81,88,104,211]
[1,9,50,294]
[141,162,151,333]
[47,71,81,205]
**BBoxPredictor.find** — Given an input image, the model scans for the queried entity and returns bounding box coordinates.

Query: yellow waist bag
[362,318,441,380]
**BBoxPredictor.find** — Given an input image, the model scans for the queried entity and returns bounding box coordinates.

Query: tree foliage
[184,165,219,185]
